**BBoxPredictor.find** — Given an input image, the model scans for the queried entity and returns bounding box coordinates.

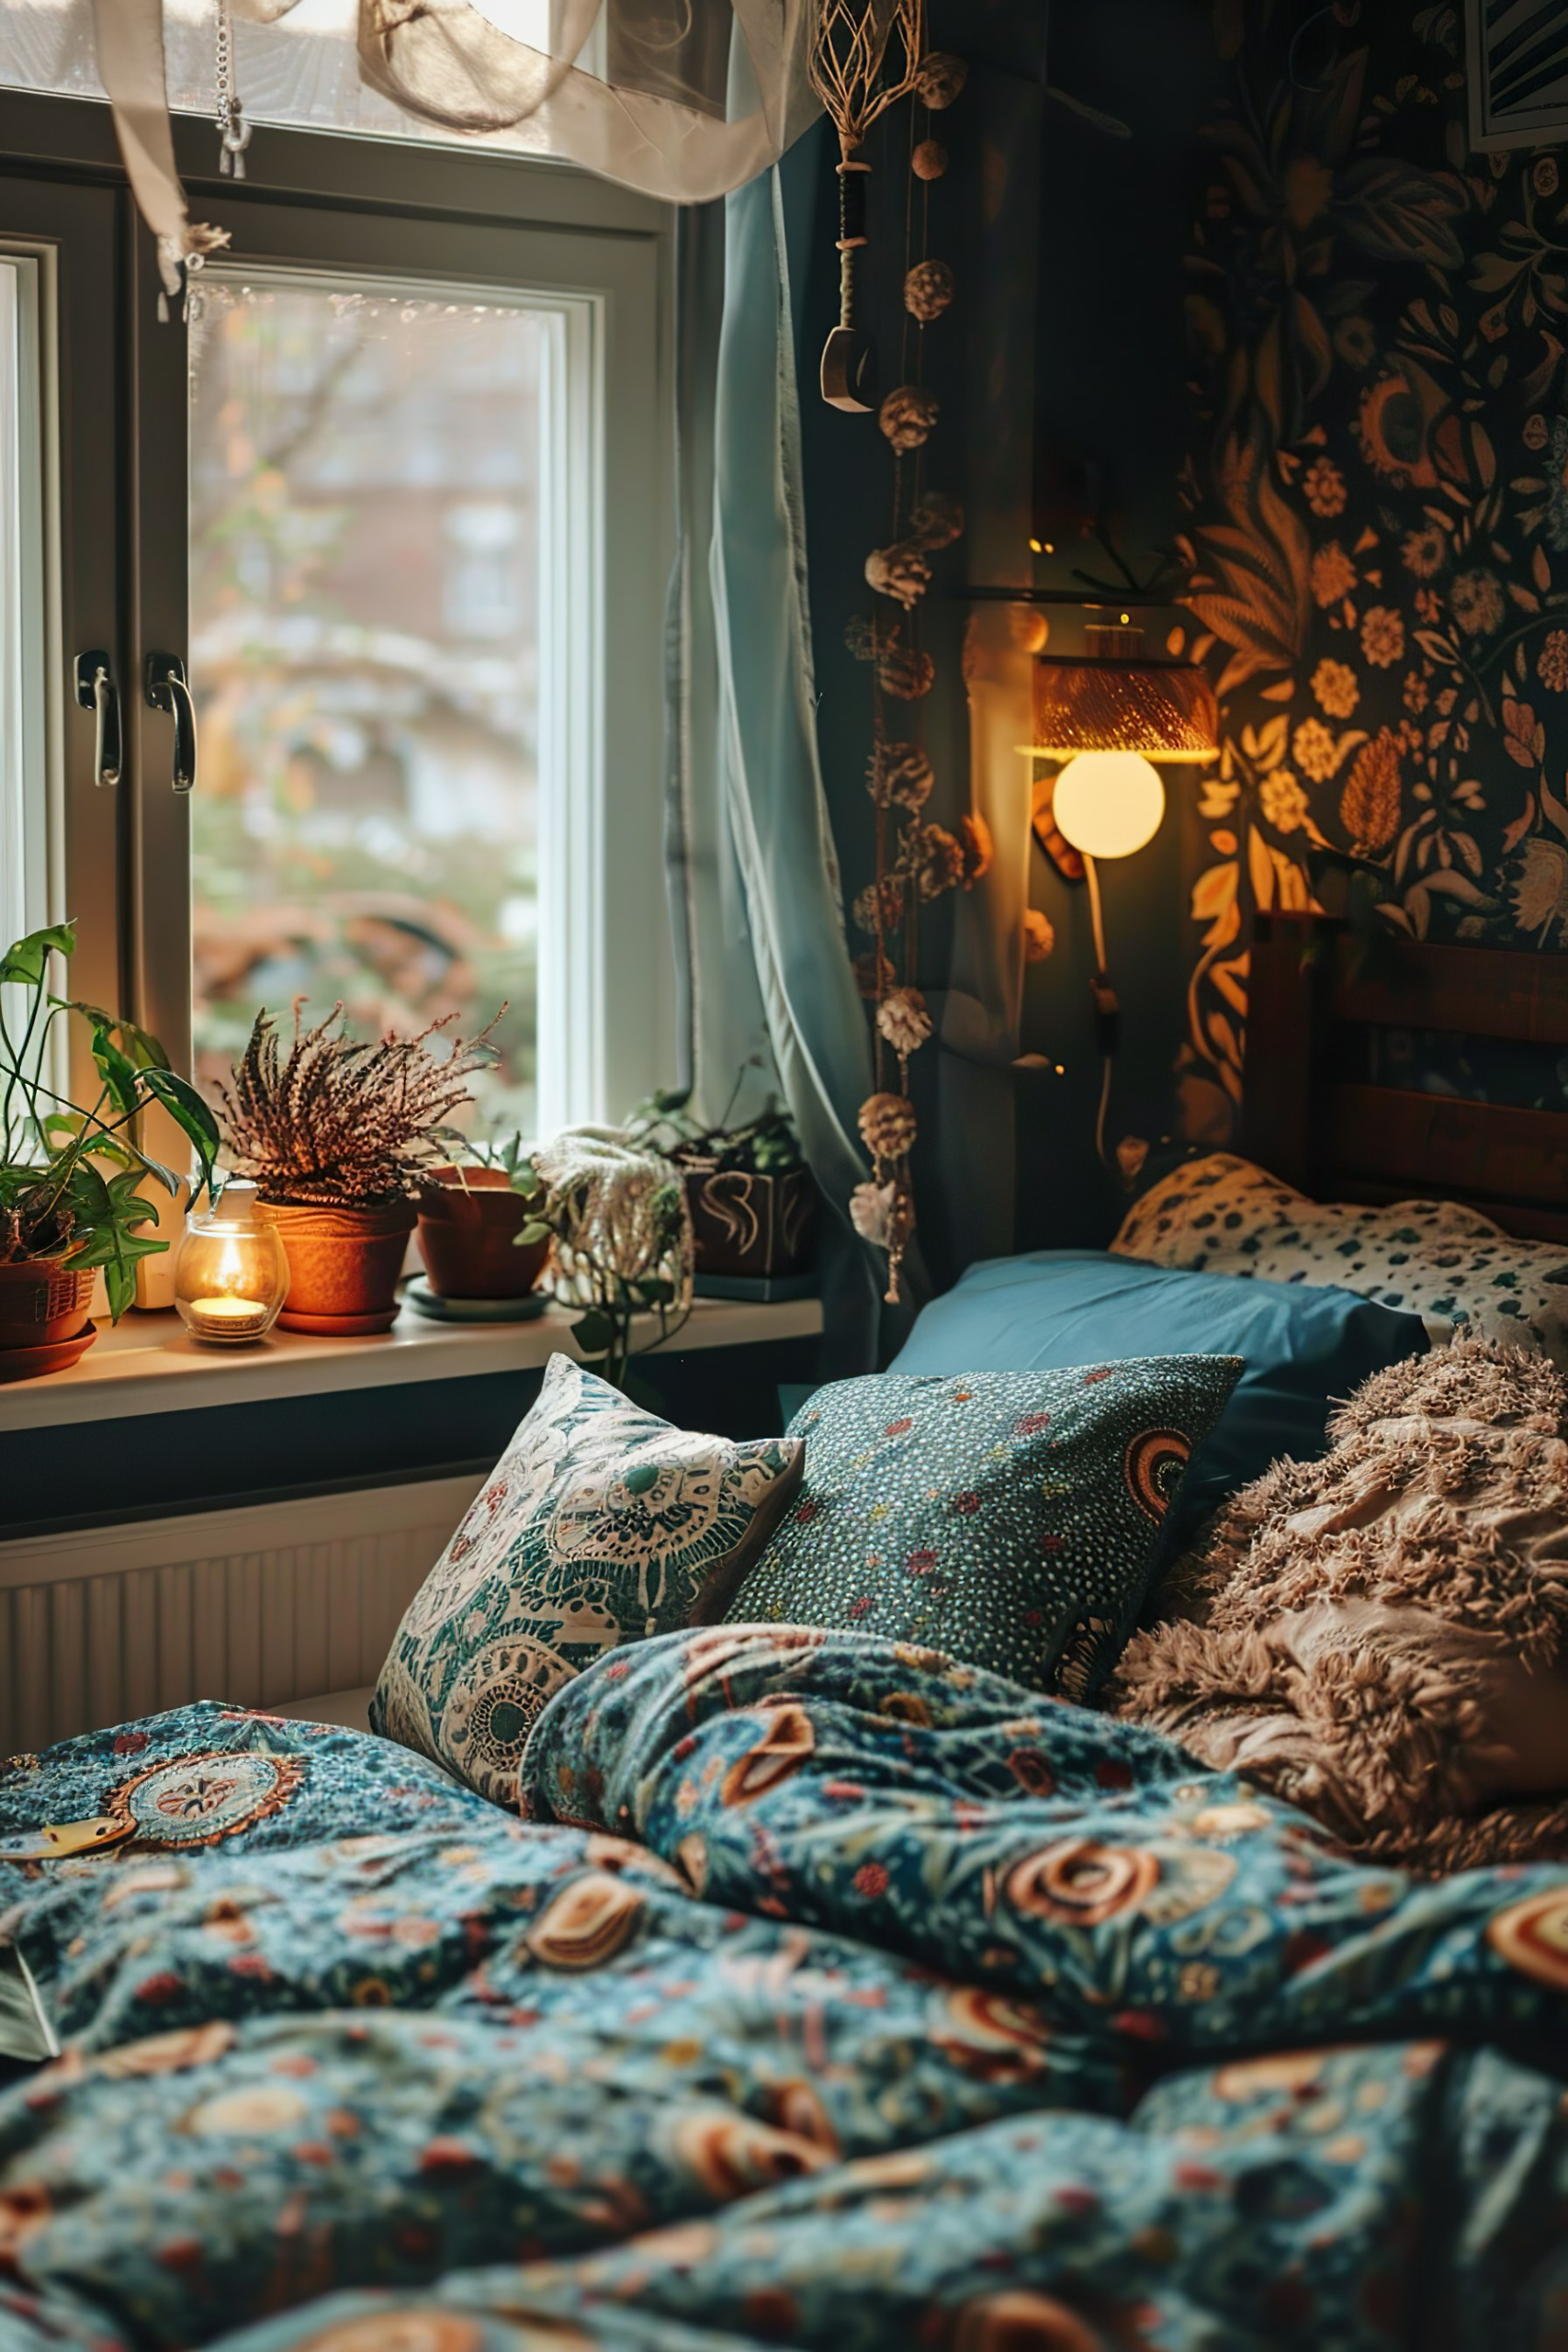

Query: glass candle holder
[174,1182,290,1345]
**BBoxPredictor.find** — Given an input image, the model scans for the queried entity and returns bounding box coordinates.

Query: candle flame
[217,1236,247,1295]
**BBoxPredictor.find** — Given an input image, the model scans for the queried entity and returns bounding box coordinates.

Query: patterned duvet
[2,1625,1566,2351]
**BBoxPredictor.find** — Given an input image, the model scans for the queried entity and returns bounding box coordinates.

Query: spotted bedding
[1113,1150,1568,1365]
[2,1626,1567,2351]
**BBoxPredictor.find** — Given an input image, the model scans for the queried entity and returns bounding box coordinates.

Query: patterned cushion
[716,1360,1241,1702]
[1114,1152,1568,1366]
[371,1354,803,1803]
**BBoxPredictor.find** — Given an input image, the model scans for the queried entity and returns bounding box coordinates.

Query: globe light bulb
[1050,750,1166,861]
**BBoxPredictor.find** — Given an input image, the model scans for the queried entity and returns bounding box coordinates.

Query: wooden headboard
[1243,913,1568,1244]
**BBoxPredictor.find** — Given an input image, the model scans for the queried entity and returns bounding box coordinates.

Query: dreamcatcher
[807,0,925,411]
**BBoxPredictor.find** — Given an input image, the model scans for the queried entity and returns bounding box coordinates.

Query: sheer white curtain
[11,2,818,289]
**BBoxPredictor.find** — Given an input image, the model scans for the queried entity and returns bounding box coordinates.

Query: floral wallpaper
[1174,0,1568,1148]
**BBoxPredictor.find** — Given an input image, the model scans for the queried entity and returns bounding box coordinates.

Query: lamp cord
[1084,851,1109,978]
[1083,853,1118,1173]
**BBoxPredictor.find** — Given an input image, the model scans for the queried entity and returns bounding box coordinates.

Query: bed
[3,916,1568,2352]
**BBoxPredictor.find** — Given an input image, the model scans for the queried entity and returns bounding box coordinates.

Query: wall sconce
[1021,621,1218,1170]
[1026,621,1218,855]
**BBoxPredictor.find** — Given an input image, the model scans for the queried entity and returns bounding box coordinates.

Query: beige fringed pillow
[1111,1336,1568,1871]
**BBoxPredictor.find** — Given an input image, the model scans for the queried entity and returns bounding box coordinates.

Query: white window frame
[0,109,676,1173]
[0,243,59,959]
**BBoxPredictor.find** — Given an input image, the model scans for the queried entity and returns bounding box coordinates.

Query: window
[188,277,551,1131]
[0,94,673,1178]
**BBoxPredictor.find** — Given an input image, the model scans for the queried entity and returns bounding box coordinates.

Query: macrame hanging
[807,0,924,412]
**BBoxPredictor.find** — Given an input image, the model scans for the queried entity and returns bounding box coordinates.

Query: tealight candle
[174,1182,290,1346]
[186,1294,271,1340]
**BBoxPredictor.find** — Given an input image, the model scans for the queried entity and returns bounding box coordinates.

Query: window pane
[188,276,545,1136]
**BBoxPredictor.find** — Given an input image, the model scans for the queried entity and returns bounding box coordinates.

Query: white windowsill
[0,1295,824,1434]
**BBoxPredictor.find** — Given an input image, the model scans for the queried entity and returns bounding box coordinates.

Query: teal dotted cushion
[371,1353,803,1803]
[716,1360,1241,1702]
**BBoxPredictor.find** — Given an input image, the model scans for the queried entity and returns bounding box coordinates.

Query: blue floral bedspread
[2,1626,1567,2352]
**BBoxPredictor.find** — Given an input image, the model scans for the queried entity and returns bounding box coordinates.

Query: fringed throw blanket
[1113,1336,1568,1871]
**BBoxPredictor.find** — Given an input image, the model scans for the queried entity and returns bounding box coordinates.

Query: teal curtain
[665,148,882,1366]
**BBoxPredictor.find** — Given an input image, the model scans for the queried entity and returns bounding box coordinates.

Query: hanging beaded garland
[842,49,983,1306]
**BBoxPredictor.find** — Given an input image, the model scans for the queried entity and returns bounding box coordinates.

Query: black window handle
[145,653,197,793]
[73,650,121,787]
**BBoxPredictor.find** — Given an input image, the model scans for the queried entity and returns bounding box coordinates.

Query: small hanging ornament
[215,2,253,179]
[878,385,940,451]
[913,51,968,108]
[911,138,948,180]
[876,986,932,1063]
[904,259,955,322]
[866,741,934,810]
[849,1178,914,1303]
[807,0,925,412]
[865,538,933,609]
[155,222,231,325]
[858,1091,919,1160]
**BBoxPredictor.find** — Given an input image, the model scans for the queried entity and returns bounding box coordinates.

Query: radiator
[0,1474,482,1754]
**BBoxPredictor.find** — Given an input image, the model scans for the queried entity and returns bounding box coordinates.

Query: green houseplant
[0,922,220,1369]
[219,1001,501,1335]
[626,1083,816,1283]
[415,1130,554,1303]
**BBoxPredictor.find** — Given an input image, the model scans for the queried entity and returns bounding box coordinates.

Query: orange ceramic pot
[257,1197,416,1335]
[0,1256,96,1351]
[417,1167,552,1301]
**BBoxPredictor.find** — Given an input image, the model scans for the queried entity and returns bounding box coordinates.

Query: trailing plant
[0,922,220,1319]
[431,1115,701,1393]
[220,1001,502,1205]
[531,1128,694,1394]
[626,1077,807,1178]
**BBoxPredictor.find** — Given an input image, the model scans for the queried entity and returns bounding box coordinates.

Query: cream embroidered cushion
[371,1354,803,1804]
[1114,1151,1568,1365]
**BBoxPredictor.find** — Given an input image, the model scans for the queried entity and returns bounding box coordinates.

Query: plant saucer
[403,1275,550,1325]
[0,1324,97,1384]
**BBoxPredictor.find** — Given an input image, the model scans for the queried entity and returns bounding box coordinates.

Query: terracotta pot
[257,1196,416,1336]
[417,1166,552,1301]
[0,1256,96,1351]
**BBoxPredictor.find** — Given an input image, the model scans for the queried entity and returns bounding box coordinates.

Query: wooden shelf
[0,1295,824,1434]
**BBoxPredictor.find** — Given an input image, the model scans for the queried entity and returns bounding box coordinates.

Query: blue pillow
[889,1251,1428,1544]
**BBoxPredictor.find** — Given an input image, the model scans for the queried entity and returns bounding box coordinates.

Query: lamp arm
[1083,854,1120,1171]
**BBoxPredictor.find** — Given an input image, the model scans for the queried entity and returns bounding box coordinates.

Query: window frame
[0,171,123,1051]
[0,89,676,1146]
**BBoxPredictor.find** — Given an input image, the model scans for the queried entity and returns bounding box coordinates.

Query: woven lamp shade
[1025,627,1218,764]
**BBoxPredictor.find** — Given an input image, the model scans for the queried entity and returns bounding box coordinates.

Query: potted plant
[219,1001,500,1335]
[0,922,220,1375]
[530,1127,692,1392]
[628,1084,816,1285]
[416,1132,554,1303]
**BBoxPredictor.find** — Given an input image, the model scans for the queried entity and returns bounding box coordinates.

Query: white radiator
[0,1474,482,1754]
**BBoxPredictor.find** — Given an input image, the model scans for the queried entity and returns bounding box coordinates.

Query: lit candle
[186,1294,271,1340]
[175,1208,288,1345]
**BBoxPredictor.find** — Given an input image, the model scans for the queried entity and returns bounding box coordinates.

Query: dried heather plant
[220,1001,502,1206]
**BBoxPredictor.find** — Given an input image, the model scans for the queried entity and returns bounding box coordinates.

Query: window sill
[0,1295,824,1434]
